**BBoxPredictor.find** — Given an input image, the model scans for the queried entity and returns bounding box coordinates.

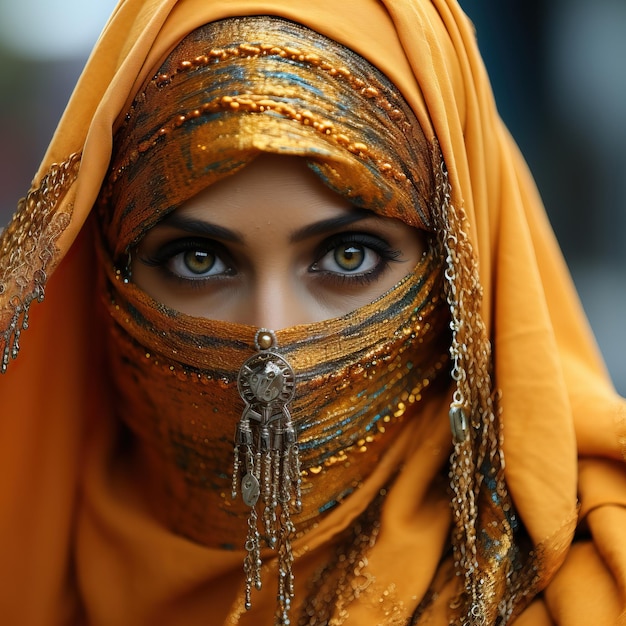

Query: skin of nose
[238,272,315,329]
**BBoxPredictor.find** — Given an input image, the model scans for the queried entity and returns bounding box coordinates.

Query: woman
[0,1,624,625]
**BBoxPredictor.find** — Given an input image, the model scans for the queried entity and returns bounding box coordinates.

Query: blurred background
[0,0,624,393]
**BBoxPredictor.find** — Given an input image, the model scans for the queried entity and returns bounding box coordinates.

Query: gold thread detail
[109,41,417,198]
[0,152,81,371]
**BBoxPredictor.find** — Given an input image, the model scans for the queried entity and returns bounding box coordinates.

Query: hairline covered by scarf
[98,16,439,262]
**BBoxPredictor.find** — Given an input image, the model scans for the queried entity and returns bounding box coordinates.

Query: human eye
[137,237,234,282]
[310,232,402,284]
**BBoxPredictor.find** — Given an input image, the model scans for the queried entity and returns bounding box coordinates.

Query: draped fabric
[0,1,624,625]
[99,17,438,261]
[98,236,450,551]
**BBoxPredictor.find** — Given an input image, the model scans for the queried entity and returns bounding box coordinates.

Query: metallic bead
[255,329,275,351]
[449,406,469,444]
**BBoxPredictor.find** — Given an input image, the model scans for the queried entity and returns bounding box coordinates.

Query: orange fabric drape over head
[0,1,625,625]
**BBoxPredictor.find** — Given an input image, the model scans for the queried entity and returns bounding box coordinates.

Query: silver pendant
[232,329,301,622]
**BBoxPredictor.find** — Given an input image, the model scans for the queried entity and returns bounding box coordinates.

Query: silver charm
[233,329,301,621]
[449,405,469,444]
[241,472,261,507]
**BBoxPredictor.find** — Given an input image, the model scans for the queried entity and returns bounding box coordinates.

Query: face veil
[0,1,624,626]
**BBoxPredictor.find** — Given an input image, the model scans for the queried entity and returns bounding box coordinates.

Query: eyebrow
[158,213,244,243]
[156,208,375,244]
[289,209,374,243]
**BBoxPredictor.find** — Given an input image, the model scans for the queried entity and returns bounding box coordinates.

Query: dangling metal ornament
[233,328,301,622]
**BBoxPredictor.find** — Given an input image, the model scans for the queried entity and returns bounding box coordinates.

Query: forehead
[162,154,359,239]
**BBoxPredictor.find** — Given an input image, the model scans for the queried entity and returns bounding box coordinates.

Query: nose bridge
[249,273,309,330]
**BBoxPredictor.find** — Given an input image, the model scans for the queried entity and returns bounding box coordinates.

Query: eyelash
[310,232,402,285]
[138,237,235,285]
[137,231,402,287]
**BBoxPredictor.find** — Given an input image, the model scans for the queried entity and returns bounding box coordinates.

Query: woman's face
[133,154,424,328]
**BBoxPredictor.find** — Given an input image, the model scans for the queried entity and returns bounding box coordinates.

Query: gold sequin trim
[110,43,413,195]
[157,42,407,127]
[0,152,81,372]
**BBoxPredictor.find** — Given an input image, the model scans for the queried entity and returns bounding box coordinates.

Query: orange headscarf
[0,1,625,625]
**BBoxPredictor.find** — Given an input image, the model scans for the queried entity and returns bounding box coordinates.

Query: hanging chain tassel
[234,329,301,622]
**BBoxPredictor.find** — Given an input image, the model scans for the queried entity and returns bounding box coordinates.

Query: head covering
[95,16,453,623]
[0,1,624,626]
[99,16,436,263]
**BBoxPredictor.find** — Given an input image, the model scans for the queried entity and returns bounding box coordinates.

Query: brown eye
[183,249,216,275]
[150,238,232,280]
[137,235,235,284]
[334,244,365,271]
[311,232,401,282]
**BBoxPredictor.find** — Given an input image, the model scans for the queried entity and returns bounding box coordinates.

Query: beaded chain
[434,155,541,624]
